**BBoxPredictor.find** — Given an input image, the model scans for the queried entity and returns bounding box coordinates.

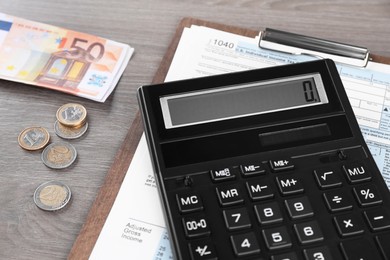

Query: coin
[54,120,88,139]
[18,126,50,151]
[56,103,87,128]
[41,142,77,169]
[33,180,71,211]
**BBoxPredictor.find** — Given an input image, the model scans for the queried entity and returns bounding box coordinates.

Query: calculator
[137,59,390,260]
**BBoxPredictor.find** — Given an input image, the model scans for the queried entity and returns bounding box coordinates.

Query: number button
[271,252,298,260]
[230,232,261,257]
[254,201,283,225]
[262,226,292,250]
[223,208,252,231]
[182,215,211,238]
[285,196,314,219]
[303,246,333,260]
[294,221,324,245]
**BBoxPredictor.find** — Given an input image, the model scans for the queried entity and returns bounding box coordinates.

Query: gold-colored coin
[18,126,50,151]
[56,103,87,128]
[33,181,71,211]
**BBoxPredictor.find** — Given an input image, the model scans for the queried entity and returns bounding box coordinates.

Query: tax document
[90,25,390,259]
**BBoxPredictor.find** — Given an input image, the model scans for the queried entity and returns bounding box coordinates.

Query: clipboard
[68,17,390,259]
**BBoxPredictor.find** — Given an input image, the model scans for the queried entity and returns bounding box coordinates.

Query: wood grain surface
[0,1,389,259]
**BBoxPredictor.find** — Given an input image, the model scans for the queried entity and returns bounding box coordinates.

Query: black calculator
[137,59,390,260]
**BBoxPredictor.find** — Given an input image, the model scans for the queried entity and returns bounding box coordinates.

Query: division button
[323,190,353,213]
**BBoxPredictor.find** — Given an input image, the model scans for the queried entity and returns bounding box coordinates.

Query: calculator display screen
[160,73,328,129]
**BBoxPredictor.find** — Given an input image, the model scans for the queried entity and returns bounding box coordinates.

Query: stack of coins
[55,103,89,139]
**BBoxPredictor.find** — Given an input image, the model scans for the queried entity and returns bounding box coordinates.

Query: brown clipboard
[68,17,390,259]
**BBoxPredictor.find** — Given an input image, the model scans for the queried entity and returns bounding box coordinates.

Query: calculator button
[376,233,390,260]
[353,184,383,207]
[246,180,274,201]
[285,196,314,219]
[240,163,266,176]
[254,201,283,225]
[271,252,298,260]
[216,186,244,207]
[276,176,304,195]
[230,232,261,257]
[262,226,292,250]
[176,193,203,213]
[363,208,390,231]
[269,159,294,172]
[188,240,218,260]
[343,163,371,183]
[223,207,252,231]
[303,246,333,260]
[333,214,364,237]
[340,238,382,260]
[183,215,211,238]
[294,220,324,245]
[210,167,236,182]
[323,190,353,212]
[313,168,342,189]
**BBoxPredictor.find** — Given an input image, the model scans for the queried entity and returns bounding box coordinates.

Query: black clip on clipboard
[259,28,370,67]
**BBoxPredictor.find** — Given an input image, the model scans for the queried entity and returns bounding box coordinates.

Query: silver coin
[54,120,88,139]
[41,142,77,169]
[34,180,71,211]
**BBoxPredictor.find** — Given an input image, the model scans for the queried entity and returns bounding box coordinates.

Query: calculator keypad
[171,147,390,259]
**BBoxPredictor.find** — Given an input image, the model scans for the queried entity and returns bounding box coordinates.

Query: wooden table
[0,1,389,259]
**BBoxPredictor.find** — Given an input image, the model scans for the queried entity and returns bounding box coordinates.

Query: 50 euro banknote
[0,13,134,102]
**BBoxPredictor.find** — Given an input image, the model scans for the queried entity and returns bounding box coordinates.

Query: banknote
[0,13,134,102]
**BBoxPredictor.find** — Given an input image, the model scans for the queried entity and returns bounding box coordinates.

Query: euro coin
[34,180,71,211]
[54,120,88,139]
[56,103,87,128]
[18,126,50,151]
[41,142,77,169]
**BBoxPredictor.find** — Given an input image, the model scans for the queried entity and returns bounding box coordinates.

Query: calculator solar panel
[137,59,390,260]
